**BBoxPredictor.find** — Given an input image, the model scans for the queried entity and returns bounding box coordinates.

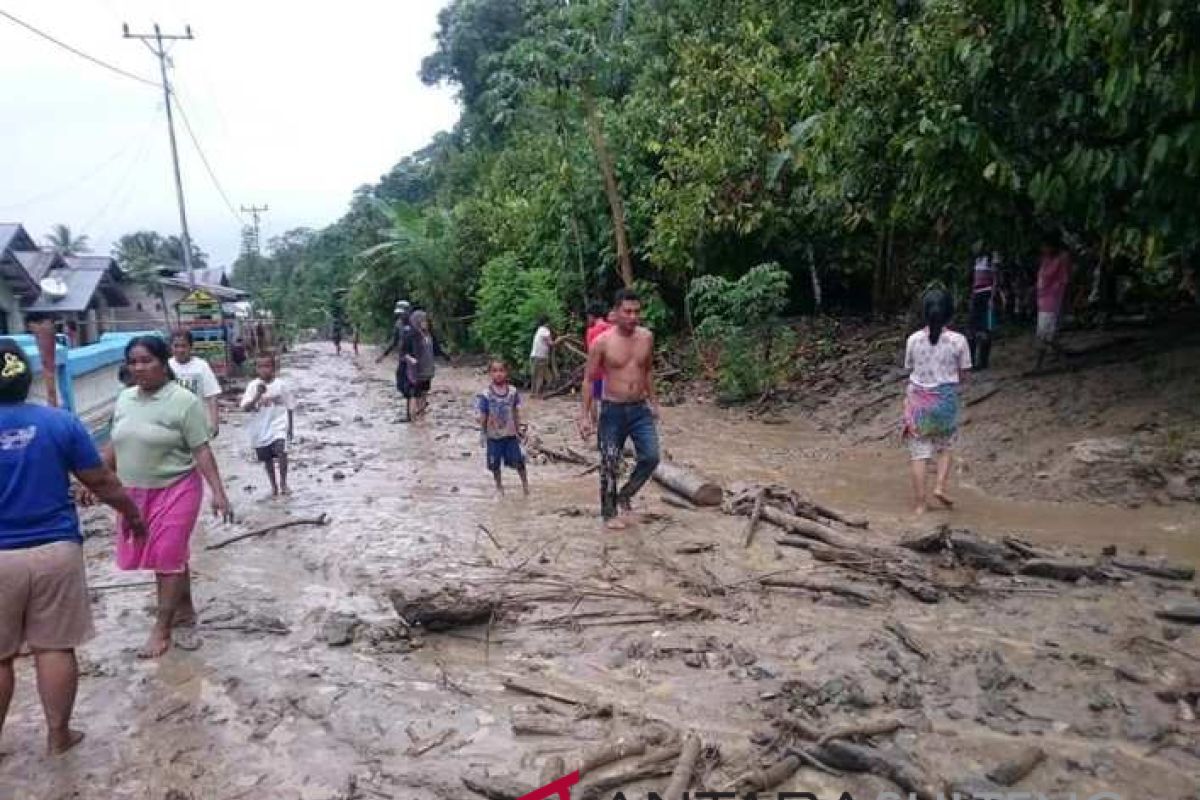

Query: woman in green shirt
[107,336,232,658]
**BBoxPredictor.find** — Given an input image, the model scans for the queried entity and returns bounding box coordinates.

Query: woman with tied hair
[102,335,232,658]
[902,288,972,514]
[0,339,145,754]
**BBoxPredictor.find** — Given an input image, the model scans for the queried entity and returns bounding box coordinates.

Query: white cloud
[0,0,459,268]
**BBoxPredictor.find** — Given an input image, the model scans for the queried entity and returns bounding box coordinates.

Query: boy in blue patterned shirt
[476,360,529,496]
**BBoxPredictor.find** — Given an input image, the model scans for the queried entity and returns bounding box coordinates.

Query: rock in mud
[321,612,361,646]
[389,585,503,631]
[1155,603,1200,624]
[332,470,347,481]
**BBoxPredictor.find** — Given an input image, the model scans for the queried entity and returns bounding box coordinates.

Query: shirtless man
[578,288,660,529]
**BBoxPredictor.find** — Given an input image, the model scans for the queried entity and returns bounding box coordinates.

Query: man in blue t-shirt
[0,341,144,755]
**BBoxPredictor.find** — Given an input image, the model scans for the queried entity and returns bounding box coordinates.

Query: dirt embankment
[1,343,1197,800]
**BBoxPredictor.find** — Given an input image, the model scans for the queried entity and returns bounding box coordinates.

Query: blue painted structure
[3,331,163,440]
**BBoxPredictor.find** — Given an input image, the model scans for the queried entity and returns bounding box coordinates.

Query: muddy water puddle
[3,344,1198,800]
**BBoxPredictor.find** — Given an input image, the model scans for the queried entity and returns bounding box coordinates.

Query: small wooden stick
[206,514,329,550]
[663,732,702,798]
[742,489,767,548]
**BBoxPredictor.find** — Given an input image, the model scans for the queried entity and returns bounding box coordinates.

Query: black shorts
[412,379,431,397]
[255,440,286,462]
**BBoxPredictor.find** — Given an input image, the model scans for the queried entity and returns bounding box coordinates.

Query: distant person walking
[378,301,415,415]
[529,317,557,398]
[0,340,145,755]
[402,310,441,420]
[902,289,971,515]
[107,336,232,658]
[332,318,344,357]
[967,249,1002,370]
[579,289,660,530]
[169,330,221,437]
[1035,234,1072,371]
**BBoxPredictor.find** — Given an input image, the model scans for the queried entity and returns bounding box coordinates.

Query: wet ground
[2,344,1198,799]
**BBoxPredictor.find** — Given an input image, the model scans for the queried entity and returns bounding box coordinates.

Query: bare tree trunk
[807,243,823,312]
[581,88,634,288]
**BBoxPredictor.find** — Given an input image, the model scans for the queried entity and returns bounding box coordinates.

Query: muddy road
[3,344,1198,800]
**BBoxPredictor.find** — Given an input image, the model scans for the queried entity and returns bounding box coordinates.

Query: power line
[174,96,244,226]
[0,9,157,88]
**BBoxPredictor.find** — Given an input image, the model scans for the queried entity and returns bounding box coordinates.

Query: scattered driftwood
[389,586,503,631]
[499,674,597,707]
[1130,635,1200,664]
[730,753,803,794]
[530,440,592,466]
[885,621,931,661]
[742,489,767,547]
[405,728,454,757]
[817,717,905,746]
[761,506,866,551]
[1113,558,1195,581]
[461,772,528,800]
[577,737,652,774]
[1002,536,1046,559]
[653,461,723,506]
[760,577,881,606]
[811,741,939,800]
[206,514,330,550]
[1156,604,1200,625]
[801,541,942,604]
[901,526,1019,575]
[675,542,716,555]
[1018,559,1111,582]
[986,746,1046,786]
[728,484,868,529]
[662,732,702,799]
[578,761,674,800]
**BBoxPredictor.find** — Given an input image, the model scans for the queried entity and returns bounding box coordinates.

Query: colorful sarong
[903,382,960,441]
[116,470,203,574]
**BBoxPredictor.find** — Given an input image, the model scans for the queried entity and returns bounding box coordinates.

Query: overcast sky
[1,0,459,270]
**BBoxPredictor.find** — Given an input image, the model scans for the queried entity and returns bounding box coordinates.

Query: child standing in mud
[476,359,529,496]
[240,354,296,497]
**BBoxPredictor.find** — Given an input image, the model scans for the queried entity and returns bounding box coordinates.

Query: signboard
[177,289,229,378]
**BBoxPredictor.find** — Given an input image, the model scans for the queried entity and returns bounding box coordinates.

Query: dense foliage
[234,0,1200,364]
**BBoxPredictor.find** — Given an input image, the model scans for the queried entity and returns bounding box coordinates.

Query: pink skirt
[116,471,203,575]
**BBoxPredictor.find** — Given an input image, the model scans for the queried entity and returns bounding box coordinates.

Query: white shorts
[1036,312,1059,343]
[908,435,953,461]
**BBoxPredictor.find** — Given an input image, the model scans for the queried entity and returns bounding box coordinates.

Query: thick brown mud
[2,344,1197,800]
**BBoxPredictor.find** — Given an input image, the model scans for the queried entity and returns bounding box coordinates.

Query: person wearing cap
[378,301,416,413]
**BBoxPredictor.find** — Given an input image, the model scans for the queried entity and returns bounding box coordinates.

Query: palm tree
[44,224,91,256]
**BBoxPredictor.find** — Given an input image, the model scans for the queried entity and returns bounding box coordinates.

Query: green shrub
[687,263,795,402]
[472,255,566,375]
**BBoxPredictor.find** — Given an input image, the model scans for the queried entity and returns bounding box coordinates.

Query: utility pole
[240,204,269,256]
[124,23,197,287]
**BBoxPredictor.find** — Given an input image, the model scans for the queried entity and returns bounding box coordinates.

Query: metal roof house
[0,223,131,343]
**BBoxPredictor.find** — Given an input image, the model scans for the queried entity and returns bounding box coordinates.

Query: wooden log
[660,493,697,511]
[743,489,767,547]
[986,746,1045,786]
[731,754,802,794]
[662,732,702,799]
[499,675,597,707]
[1019,559,1102,582]
[578,762,673,800]
[817,717,904,746]
[760,577,881,605]
[761,505,864,551]
[811,741,939,800]
[206,514,330,550]
[653,461,723,506]
[577,737,648,775]
[1155,604,1200,625]
[461,771,527,800]
[1112,558,1195,581]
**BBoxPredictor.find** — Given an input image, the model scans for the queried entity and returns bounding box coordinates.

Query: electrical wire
[0,9,157,88]
[172,93,244,226]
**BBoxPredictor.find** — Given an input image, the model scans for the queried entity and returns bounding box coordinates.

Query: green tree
[43,224,90,256]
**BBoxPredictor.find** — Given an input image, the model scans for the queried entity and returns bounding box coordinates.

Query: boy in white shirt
[240,353,296,496]
[170,330,222,436]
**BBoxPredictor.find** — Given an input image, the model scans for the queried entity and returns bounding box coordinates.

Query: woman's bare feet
[933,490,955,508]
[47,728,85,755]
[604,517,629,531]
[138,628,172,659]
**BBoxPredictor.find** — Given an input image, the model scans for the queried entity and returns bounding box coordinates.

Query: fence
[8,331,161,441]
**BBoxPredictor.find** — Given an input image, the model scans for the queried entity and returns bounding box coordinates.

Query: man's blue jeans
[598,400,660,520]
